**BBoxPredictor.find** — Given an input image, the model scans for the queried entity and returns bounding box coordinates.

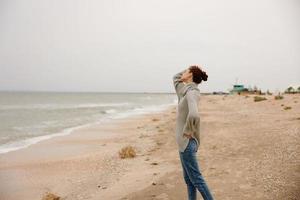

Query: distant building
[230,84,249,95]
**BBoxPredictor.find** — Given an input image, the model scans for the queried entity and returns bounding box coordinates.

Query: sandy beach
[0,94,299,200]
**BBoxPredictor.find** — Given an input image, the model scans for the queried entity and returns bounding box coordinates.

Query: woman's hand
[183,133,192,139]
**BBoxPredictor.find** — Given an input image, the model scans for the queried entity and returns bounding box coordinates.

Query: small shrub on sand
[254,96,267,102]
[152,118,160,121]
[119,145,136,159]
[42,192,60,200]
[284,106,292,110]
[274,95,284,100]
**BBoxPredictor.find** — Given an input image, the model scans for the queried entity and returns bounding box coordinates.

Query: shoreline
[0,102,176,155]
[0,103,179,200]
[0,94,299,200]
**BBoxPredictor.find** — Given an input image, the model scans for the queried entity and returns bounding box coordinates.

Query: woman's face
[181,69,192,82]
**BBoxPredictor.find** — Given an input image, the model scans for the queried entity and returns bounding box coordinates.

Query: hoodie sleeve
[172,69,186,97]
[182,89,200,135]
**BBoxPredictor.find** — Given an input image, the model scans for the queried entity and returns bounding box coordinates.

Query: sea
[0,91,177,154]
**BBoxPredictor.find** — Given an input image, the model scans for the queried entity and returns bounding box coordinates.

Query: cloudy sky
[0,0,299,93]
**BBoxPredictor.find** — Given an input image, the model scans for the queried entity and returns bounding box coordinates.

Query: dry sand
[0,94,299,200]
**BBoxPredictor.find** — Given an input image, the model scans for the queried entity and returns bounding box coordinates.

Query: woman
[172,65,214,200]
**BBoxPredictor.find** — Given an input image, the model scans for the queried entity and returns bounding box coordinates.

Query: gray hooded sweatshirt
[173,69,201,152]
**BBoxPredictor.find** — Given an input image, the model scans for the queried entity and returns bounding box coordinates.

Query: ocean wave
[108,102,176,119]
[0,120,107,154]
[0,102,131,110]
[101,109,117,114]
[0,102,176,155]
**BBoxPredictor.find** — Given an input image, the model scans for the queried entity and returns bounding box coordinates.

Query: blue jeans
[179,138,214,200]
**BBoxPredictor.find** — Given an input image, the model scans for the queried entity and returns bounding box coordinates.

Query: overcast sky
[0,0,299,93]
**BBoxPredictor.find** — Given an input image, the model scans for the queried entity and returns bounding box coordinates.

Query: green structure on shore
[230,84,248,94]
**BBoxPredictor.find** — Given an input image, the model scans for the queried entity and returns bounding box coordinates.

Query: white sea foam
[0,102,131,110]
[108,102,176,119]
[103,109,117,114]
[0,101,177,155]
